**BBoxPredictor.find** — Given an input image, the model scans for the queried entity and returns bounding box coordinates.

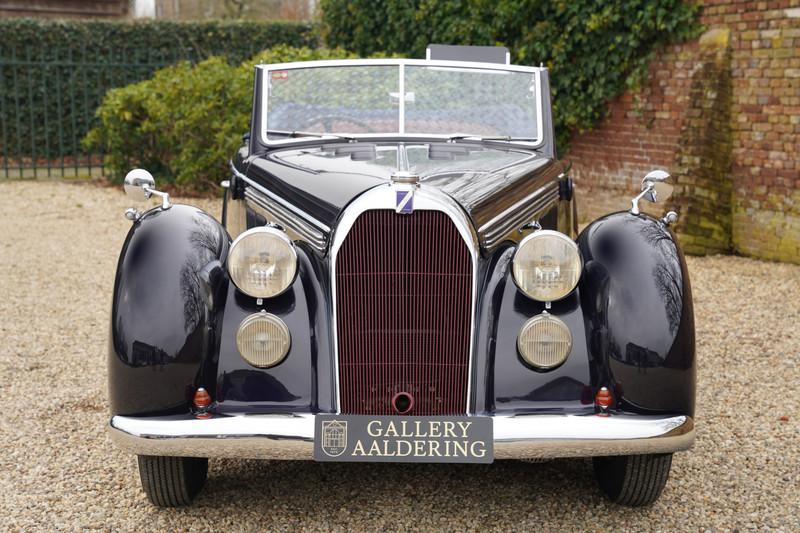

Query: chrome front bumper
[109,413,694,460]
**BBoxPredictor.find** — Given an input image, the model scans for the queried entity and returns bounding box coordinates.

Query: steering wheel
[298,114,376,134]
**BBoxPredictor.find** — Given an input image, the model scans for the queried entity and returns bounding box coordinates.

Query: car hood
[244,142,564,234]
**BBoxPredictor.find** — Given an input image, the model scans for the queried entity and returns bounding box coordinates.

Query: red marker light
[595,387,614,416]
[193,387,212,419]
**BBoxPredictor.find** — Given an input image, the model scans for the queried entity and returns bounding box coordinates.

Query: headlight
[512,230,581,302]
[228,226,297,298]
[236,312,291,368]
[517,313,572,370]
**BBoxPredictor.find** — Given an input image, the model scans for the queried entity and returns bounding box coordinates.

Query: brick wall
[151,0,315,21]
[569,0,800,263]
[0,0,127,18]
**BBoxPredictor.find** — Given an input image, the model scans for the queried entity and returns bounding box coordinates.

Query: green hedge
[320,0,701,151]
[84,46,362,193]
[0,18,317,61]
[0,18,316,160]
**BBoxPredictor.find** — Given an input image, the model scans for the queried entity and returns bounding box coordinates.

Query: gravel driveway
[1,181,798,531]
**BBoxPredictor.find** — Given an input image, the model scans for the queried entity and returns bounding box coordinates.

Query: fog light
[236,312,291,368]
[517,312,572,370]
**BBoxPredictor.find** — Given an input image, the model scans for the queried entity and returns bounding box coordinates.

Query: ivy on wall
[320,0,702,151]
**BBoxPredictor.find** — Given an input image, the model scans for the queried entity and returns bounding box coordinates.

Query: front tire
[137,455,208,507]
[592,453,673,506]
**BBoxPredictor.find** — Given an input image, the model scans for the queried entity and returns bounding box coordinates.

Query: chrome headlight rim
[235,311,291,368]
[511,229,582,302]
[227,226,298,299]
[516,312,573,371]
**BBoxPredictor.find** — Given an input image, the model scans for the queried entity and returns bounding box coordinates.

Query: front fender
[108,205,229,416]
[212,242,336,414]
[577,212,695,417]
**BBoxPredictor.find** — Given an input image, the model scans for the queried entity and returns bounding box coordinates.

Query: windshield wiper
[266,129,356,141]
[446,134,536,142]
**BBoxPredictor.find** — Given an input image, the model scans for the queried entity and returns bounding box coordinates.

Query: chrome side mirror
[642,170,673,203]
[123,168,170,209]
[630,170,672,215]
[124,168,155,202]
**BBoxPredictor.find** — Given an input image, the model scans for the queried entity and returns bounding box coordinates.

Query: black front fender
[109,205,229,416]
[577,212,695,417]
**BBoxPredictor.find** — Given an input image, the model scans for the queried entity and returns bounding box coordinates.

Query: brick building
[569,0,800,263]
[146,0,315,20]
[0,0,127,18]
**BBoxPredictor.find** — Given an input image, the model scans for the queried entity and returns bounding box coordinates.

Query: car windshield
[262,60,542,143]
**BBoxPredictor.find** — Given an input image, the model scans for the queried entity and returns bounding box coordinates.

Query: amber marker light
[595,387,614,416]
[193,387,213,419]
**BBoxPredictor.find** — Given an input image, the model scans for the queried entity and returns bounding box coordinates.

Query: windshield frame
[256,59,545,148]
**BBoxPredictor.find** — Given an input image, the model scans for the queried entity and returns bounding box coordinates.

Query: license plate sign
[314,415,493,463]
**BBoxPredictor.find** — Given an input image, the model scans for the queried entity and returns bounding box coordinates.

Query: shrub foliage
[320,0,701,149]
[84,46,359,193]
[0,18,317,60]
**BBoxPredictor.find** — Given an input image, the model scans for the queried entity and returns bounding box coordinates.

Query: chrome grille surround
[330,184,479,414]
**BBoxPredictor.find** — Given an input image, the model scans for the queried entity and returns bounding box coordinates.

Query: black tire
[592,453,673,506]
[137,455,208,507]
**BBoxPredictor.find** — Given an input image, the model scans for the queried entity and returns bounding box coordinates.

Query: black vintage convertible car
[109,47,695,508]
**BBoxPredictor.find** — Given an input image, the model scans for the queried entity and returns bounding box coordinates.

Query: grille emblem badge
[396,190,414,214]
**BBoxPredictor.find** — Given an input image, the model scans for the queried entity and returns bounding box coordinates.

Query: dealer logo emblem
[321,420,348,457]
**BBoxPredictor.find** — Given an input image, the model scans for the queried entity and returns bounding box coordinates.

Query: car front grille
[335,209,473,415]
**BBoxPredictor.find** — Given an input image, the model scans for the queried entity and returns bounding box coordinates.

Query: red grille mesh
[335,210,473,415]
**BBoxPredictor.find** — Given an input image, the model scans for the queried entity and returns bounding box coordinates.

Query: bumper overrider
[109,413,694,461]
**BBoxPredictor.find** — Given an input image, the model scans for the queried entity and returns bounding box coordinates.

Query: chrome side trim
[226,197,248,240]
[231,164,330,253]
[329,183,480,415]
[109,413,694,460]
[478,180,560,249]
[244,188,328,252]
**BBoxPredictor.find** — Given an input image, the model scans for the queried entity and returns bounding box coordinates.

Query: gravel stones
[1,181,797,531]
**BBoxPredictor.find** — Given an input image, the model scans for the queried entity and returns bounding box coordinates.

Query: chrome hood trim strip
[244,188,328,252]
[232,163,330,253]
[478,181,560,249]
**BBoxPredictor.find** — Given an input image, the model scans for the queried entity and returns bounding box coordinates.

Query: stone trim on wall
[568,1,800,264]
[671,28,734,255]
